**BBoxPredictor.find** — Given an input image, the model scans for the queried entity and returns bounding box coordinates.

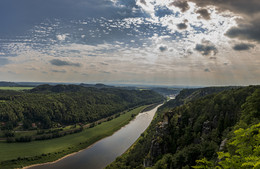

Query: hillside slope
[107,86,260,169]
[0,85,164,129]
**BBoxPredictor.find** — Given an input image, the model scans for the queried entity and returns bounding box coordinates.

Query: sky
[0,0,259,86]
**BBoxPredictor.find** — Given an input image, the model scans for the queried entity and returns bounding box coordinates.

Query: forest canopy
[106,85,260,169]
[0,85,164,129]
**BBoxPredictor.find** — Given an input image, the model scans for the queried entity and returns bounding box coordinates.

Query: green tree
[193,123,260,169]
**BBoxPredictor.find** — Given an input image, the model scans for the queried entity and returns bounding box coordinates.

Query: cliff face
[144,113,169,167]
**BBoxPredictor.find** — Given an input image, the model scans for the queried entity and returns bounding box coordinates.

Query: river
[29,104,162,169]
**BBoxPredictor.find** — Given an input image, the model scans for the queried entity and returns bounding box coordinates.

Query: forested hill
[0,81,19,87]
[107,85,260,169]
[0,85,164,129]
[160,86,238,110]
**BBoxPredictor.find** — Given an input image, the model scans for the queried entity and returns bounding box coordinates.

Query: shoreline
[22,142,96,169]
[21,104,154,169]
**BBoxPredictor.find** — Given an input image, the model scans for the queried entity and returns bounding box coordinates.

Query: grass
[0,87,34,91]
[139,88,148,91]
[1,124,82,139]
[0,105,148,169]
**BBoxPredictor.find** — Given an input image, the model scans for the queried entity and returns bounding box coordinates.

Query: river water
[29,104,162,169]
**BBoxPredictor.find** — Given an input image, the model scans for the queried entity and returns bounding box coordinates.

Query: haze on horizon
[0,0,259,86]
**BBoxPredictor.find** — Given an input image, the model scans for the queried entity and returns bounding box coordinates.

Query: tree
[193,123,260,169]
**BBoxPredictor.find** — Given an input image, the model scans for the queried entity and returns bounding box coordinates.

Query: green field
[0,87,34,91]
[0,124,82,139]
[0,105,148,169]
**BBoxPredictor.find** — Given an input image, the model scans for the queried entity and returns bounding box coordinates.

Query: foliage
[107,86,260,169]
[0,106,147,168]
[193,123,260,169]
[0,87,34,91]
[193,158,214,169]
[0,85,163,130]
[240,89,260,125]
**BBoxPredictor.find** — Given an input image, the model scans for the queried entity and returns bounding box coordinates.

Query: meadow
[0,105,148,169]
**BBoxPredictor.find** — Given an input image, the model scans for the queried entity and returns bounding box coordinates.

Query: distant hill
[80,83,115,89]
[148,87,181,96]
[0,81,37,87]
[0,81,116,88]
[30,84,85,93]
[0,81,19,87]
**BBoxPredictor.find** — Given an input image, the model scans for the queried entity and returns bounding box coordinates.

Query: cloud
[81,73,88,76]
[0,0,139,36]
[51,70,66,73]
[50,59,81,67]
[155,6,174,17]
[186,0,260,42]
[8,71,17,75]
[159,46,168,52]
[209,57,216,60]
[232,43,255,51]
[56,34,67,41]
[188,0,260,15]
[177,23,188,30]
[99,71,111,74]
[139,0,146,5]
[204,68,210,72]
[27,67,37,71]
[225,17,260,43]
[88,54,97,57]
[0,58,10,66]
[196,9,210,20]
[195,40,218,56]
[100,62,109,66]
[170,1,190,12]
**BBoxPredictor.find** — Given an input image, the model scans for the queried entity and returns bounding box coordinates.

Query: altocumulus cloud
[195,40,218,56]
[177,23,188,30]
[159,46,168,52]
[139,0,146,5]
[170,1,190,12]
[50,59,81,67]
[0,0,139,36]
[196,9,211,20]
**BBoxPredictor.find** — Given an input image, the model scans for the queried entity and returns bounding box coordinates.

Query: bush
[89,123,95,128]
[4,131,15,137]
[15,136,32,142]
[36,130,45,135]
[107,117,113,121]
